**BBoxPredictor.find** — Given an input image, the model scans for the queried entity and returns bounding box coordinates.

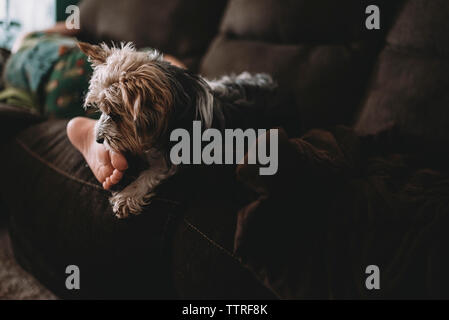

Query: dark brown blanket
[234,126,449,299]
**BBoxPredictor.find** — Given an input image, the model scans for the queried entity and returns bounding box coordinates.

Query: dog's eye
[85,103,100,115]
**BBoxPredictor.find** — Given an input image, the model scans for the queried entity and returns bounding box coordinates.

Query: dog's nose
[96,137,104,144]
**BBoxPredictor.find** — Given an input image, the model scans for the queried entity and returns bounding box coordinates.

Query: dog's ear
[78,42,110,66]
[119,66,173,121]
[119,80,140,121]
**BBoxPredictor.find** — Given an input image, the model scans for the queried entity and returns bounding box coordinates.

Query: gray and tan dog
[78,42,275,218]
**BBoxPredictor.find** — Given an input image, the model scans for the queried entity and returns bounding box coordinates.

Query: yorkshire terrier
[78,42,276,218]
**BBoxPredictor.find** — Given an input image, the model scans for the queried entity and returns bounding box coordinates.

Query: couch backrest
[78,0,405,133]
[200,0,401,131]
[355,0,449,144]
[79,0,228,70]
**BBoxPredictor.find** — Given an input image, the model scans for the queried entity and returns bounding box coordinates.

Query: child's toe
[111,150,128,172]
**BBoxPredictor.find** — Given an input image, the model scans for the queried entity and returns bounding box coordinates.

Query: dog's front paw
[109,192,149,219]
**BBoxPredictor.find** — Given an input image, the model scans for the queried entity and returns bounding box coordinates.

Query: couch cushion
[79,0,227,70]
[219,0,361,44]
[200,0,400,131]
[355,0,449,143]
[0,119,275,298]
[0,103,43,143]
[0,120,181,298]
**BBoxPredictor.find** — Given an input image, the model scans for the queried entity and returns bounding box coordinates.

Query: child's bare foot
[67,117,128,190]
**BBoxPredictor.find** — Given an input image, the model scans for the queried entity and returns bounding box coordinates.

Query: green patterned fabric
[1,33,95,119]
[43,47,93,118]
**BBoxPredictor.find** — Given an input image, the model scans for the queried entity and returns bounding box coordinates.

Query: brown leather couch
[1,0,449,299]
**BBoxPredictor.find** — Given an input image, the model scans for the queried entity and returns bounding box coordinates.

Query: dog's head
[79,42,213,158]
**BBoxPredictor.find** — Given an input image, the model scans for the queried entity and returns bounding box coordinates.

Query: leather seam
[183,218,238,261]
[15,137,182,204]
[183,218,282,298]
[16,137,104,190]
[385,42,449,59]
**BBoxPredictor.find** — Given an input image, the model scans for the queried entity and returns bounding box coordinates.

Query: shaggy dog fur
[79,42,276,218]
